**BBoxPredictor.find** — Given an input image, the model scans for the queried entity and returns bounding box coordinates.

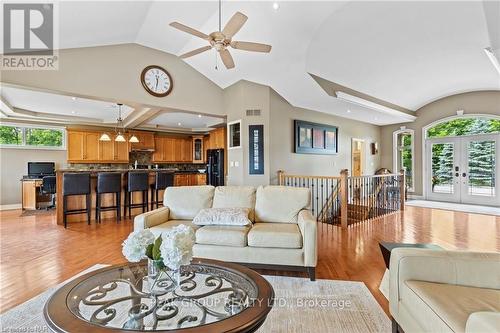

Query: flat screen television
[28,162,55,176]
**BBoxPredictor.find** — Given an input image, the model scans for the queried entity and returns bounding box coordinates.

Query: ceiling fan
[169,1,272,69]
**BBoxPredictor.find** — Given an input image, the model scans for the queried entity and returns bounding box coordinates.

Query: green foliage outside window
[429,118,498,188]
[0,126,22,145]
[0,125,64,148]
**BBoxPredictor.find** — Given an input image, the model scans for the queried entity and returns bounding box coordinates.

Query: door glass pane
[431,143,454,194]
[468,140,496,197]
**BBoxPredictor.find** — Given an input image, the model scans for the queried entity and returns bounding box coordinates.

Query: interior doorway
[351,138,365,177]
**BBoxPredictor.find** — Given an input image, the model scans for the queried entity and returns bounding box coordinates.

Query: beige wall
[0,148,66,206]
[269,91,381,184]
[380,91,500,196]
[223,81,271,186]
[1,43,224,116]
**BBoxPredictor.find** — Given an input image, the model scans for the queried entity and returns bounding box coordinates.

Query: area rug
[19,209,55,217]
[0,265,390,333]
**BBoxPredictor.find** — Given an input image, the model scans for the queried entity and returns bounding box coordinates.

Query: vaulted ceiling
[2,1,499,127]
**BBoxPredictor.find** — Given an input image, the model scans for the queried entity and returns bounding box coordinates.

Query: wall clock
[140,65,173,97]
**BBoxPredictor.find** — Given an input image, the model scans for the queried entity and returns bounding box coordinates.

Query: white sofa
[134,185,317,280]
[389,248,500,333]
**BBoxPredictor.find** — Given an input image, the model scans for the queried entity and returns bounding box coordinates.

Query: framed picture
[299,127,312,148]
[249,125,264,175]
[294,120,338,155]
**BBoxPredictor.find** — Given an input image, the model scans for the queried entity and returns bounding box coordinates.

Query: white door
[426,134,500,206]
[460,134,499,206]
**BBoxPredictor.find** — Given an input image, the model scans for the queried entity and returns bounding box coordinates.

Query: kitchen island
[55,169,206,225]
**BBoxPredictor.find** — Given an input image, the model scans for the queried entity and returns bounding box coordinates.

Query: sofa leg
[392,318,399,333]
[307,267,316,281]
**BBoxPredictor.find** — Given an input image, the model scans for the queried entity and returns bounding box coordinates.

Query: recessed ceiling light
[71,111,76,114]
[347,109,351,113]
[198,114,202,118]
[177,122,182,126]
[273,2,280,10]
[71,97,76,101]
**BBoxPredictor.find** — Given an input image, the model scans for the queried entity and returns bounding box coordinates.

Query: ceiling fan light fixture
[99,133,111,141]
[129,135,139,143]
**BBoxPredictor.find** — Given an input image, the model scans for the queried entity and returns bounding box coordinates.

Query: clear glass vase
[147,259,181,294]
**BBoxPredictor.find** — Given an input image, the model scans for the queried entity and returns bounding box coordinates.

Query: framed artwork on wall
[249,125,264,175]
[294,120,338,155]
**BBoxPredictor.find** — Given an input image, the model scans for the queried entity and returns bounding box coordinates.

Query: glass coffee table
[44,258,274,332]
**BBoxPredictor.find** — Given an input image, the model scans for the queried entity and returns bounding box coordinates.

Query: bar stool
[125,172,149,218]
[150,171,174,210]
[96,172,122,223]
[63,173,91,228]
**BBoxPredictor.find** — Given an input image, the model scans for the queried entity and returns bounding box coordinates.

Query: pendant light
[99,133,111,141]
[129,134,139,143]
[114,103,126,142]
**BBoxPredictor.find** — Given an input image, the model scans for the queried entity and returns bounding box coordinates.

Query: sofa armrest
[466,312,500,333]
[298,209,317,267]
[389,248,500,317]
[134,207,170,231]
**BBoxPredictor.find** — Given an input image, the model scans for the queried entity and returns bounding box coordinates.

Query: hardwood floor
[1,207,499,315]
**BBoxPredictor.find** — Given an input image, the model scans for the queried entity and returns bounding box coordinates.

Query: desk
[21,179,50,210]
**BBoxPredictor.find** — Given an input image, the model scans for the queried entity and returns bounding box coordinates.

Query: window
[228,120,241,149]
[427,117,500,138]
[0,124,65,149]
[393,128,414,191]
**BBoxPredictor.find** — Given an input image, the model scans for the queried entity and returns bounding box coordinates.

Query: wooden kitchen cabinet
[152,136,193,163]
[67,129,129,163]
[192,136,204,163]
[67,130,100,162]
[174,173,206,186]
[130,131,155,150]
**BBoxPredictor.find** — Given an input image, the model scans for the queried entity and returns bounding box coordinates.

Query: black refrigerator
[206,149,224,186]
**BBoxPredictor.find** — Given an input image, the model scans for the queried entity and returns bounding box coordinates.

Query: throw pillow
[193,208,251,226]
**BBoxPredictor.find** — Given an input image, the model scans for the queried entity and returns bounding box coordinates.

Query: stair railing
[277,169,405,228]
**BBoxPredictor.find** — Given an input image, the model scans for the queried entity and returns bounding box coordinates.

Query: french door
[426,133,499,205]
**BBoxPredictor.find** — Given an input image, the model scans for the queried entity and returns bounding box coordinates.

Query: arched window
[427,117,500,138]
[393,128,414,192]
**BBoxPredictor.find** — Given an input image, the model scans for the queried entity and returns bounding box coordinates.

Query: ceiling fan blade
[180,45,212,59]
[230,41,272,53]
[219,49,235,69]
[169,22,209,40]
[222,12,248,38]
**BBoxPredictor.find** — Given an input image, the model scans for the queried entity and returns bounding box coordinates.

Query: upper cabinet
[67,129,129,163]
[152,136,193,163]
[207,127,226,150]
[130,131,155,151]
[192,136,204,163]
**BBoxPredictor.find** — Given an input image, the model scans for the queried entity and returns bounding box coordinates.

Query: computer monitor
[28,162,55,176]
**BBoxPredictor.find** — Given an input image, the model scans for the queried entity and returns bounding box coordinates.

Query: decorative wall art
[294,120,338,155]
[249,125,264,174]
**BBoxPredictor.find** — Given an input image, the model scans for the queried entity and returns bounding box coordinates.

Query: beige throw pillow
[193,208,251,226]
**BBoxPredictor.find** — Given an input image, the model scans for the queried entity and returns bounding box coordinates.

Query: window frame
[0,122,67,150]
[227,119,242,149]
[393,127,415,192]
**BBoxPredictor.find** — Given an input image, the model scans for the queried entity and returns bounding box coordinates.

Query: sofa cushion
[164,186,214,220]
[195,225,251,247]
[402,280,500,333]
[149,220,199,238]
[212,186,256,221]
[248,223,302,249]
[255,186,310,223]
[193,208,251,226]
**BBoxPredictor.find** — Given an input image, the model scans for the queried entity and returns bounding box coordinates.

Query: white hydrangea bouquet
[122,224,195,289]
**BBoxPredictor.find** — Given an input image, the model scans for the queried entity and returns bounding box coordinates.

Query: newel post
[277,170,284,185]
[340,169,349,228]
[399,169,406,211]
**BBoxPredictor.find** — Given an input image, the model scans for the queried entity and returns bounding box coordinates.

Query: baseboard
[0,204,22,211]
[407,194,424,200]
